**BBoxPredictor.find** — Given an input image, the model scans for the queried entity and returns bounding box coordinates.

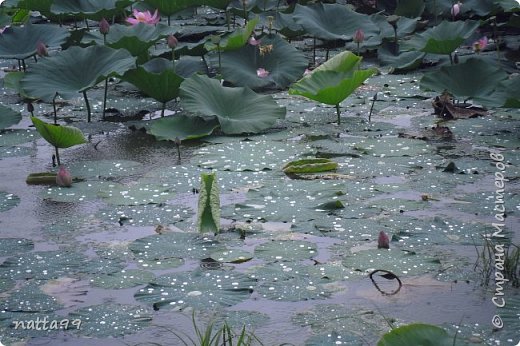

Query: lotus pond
[0,0,519,345]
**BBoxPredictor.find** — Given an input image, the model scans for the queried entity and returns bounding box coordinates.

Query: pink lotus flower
[304,68,312,75]
[473,36,488,53]
[56,166,72,187]
[353,28,365,44]
[126,9,160,25]
[257,68,269,78]
[451,2,462,17]
[249,36,261,46]
[377,231,390,249]
[99,18,110,35]
[0,25,10,34]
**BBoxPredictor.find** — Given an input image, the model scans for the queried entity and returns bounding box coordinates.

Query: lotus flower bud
[473,36,488,53]
[27,102,34,113]
[451,2,462,17]
[56,165,72,187]
[167,35,178,49]
[99,18,110,35]
[378,231,390,249]
[353,29,365,44]
[36,42,48,57]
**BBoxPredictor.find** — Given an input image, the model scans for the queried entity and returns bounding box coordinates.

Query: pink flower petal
[257,68,269,78]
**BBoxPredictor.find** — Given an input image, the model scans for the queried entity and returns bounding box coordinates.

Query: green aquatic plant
[289,51,377,124]
[197,172,221,234]
[30,116,86,166]
[377,323,453,346]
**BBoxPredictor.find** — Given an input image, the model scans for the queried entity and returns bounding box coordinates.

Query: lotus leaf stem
[369,269,402,296]
[55,146,61,166]
[335,104,341,124]
[102,79,108,120]
[52,92,58,124]
[83,90,92,122]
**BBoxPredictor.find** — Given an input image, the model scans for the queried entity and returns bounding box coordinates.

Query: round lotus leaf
[0,250,88,280]
[0,104,21,130]
[308,216,391,241]
[248,262,310,282]
[341,248,440,276]
[42,181,122,203]
[195,139,308,172]
[0,145,34,158]
[255,240,317,262]
[129,232,225,263]
[97,182,175,206]
[0,311,64,342]
[367,197,428,213]
[377,323,453,346]
[292,304,391,338]
[305,331,363,346]
[80,257,125,276]
[210,249,254,263]
[67,304,152,338]
[256,276,336,302]
[90,269,155,289]
[97,203,193,226]
[0,238,33,257]
[67,159,143,179]
[134,270,256,310]
[0,282,62,312]
[0,192,19,213]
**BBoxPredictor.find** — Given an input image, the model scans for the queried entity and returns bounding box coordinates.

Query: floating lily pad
[292,304,391,338]
[67,304,152,338]
[0,250,88,280]
[134,270,256,310]
[0,192,19,212]
[67,160,143,179]
[256,276,336,302]
[210,249,253,263]
[305,331,363,346]
[0,282,62,312]
[201,309,270,330]
[129,232,224,265]
[97,203,193,227]
[196,139,308,171]
[0,145,34,158]
[254,240,317,262]
[367,197,428,213]
[377,323,453,346]
[0,129,36,146]
[98,181,175,206]
[342,248,440,276]
[90,269,155,289]
[0,238,33,257]
[42,181,122,203]
[148,114,220,141]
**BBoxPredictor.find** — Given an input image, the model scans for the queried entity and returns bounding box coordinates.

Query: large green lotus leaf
[97,181,175,206]
[475,76,520,108]
[90,269,155,289]
[221,34,307,89]
[210,249,253,263]
[377,44,425,72]
[289,51,377,106]
[31,117,87,149]
[293,304,391,339]
[205,18,258,52]
[0,191,19,213]
[0,22,69,60]
[0,282,62,312]
[3,71,30,98]
[254,240,317,262]
[0,104,21,129]
[256,277,336,302]
[292,3,380,42]
[403,20,479,54]
[0,238,33,257]
[122,58,184,104]
[134,270,256,310]
[197,172,221,234]
[342,248,440,276]
[143,0,194,15]
[180,74,286,134]
[0,250,88,280]
[3,0,53,14]
[50,0,132,19]
[129,232,225,263]
[148,114,220,141]
[377,323,453,346]
[22,45,136,102]
[420,58,508,99]
[274,11,306,39]
[371,14,418,40]
[68,304,152,337]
